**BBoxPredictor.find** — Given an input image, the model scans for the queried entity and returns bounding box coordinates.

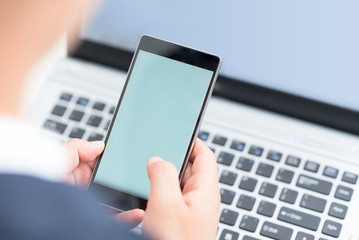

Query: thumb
[147,157,183,204]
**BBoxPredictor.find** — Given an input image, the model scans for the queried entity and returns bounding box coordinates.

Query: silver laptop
[29,1,359,239]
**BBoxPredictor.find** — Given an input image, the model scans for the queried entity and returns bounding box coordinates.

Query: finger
[62,139,105,173]
[114,209,145,229]
[189,139,217,176]
[181,161,192,187]
[147,157,183,203]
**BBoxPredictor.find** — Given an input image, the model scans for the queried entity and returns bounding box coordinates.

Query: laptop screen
[82,0,359,112]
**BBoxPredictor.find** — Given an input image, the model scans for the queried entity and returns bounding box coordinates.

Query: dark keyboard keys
[109,106,115,114]
[285,155,301,167]
[51,105,66,117]
[276,168,294,184]
[304,160,320,173]
[220,189,235,205]
[328,202,348,219]
[69,110,84,122]
[248,145,263,157]
[60,92,73,102]
[220,209,238,226]
[277,206,320,231]
[236,157,254,172]
[342,171,358,184]
[260,221,293,240]
[104,120,111,131]
[87,115,103,127]
[69,127,85,139]
[212,135,227,146]
[256,163,274,178]
[239,176,257,192]
[43,119,67,134]
[257,200,276,217]
[267,150,282,162]
[322,220,342,238]
[295,232,314,240]
[243,236,260,240]
[219,170,237,186]
[236,194,256,211]
[279,188,298,204]
[296,174,332,195]
[88,133,104,141]
[217,151,234,166]
[197,131,209,141]
[334,185,353,201]
[219,229,239,240]
[239,215,259,233]
[259,182,277,198]
[76,97,89,106]
[93,102,106,111]
[323,166,338,178]
[230,140,245,151]
[300,194,326,213]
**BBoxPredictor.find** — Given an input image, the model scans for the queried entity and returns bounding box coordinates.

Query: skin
[0,0,220,238]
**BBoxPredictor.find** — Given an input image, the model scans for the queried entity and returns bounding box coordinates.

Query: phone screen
[93,50,214,199]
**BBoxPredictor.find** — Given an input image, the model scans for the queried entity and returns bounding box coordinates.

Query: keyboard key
[109,106,116,114]
[276,168,294,184]
[295,232,314,240]
[257,200,276,217]
[88,133,104,141]
[219,170,237,186]
[322,220,342,238]
[212,135,227,146]
[259,182,277,198]
[239,215,259,233]
[219,229,239,240]
[87,115,103,127]
[93,101,106,111]
[239,176,257,192]
[267,150,282,162]
[334,185,353,201]
[296,174,332,195]
[279,188,298,204]
[248,145,263,157]
[76,97,89,106]
[60,92,73,101]
[304,160,320,173]
[217,151,234,166]
[230,140,245,151]
[51,105,66,117]
[285,155,301,167]
[323,166,338,178]
[69,127,85,139]
[197,131,209,141]
[43,119,67,134]
[260,221,293,240]
[243,236,260,240]
[277,206,320,231]
[69,110,84,122]
[104,120,111,131]
[256,163,274,178]
[236,157,254,172]
[236,194,256,211]
[300,194,326,213]
[342,171,358,184]
[220,189,235,205]
[210,147,215,153]
[220,209,238,226]
[328,202,348,219]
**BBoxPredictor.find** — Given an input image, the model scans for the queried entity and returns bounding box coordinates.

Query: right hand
[142,139,220,240]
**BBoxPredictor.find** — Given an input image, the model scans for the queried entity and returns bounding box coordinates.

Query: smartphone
[88,35,221,211]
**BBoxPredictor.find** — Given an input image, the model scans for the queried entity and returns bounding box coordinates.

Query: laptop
[28,1,359,239]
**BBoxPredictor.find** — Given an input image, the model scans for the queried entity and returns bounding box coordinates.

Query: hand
[62,138,145,228]
[142,139,220,240]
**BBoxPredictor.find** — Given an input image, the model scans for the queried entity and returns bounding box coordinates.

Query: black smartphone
[88,35,221,211]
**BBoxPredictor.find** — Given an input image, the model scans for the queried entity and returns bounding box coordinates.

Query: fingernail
[90,141,105,149]
[148,157,163,167]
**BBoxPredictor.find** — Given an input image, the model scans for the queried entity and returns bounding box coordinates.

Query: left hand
[62,138,145,228]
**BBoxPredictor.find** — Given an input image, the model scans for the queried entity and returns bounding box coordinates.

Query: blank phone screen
[94,50,214,199]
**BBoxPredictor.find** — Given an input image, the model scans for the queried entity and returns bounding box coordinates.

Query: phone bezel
[88,35,221,211]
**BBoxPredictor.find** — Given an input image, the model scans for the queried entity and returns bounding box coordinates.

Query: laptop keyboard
[43,91,358,240]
